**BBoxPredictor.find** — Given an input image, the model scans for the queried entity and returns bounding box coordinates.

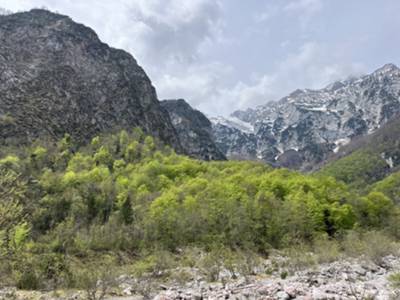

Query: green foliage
[0,169,28,258]
[0,155,20,171]
[341,230,399,264]
[312,234,341,263]
[15,268,40,290]
[355,192,395,228]
[318,150,388,189]
[131,250,176,278]
[371,171,400,204]
[74,261,117,300]
[10,222,30,251]
[389,272,400,290]
[0,128,399,290]
[283,243,316,271]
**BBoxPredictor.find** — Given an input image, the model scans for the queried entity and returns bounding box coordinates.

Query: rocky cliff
[212,64,400,169]
[0,9,181,151]
[161,99,225,160]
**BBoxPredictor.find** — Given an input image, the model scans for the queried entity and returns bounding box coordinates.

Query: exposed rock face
[212,64,400,169]
[317,113,400,181]
[161,99,225,160]
[0,9,181,151]
[211,116,258,161]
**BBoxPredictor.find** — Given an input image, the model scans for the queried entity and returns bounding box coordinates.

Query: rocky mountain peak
[212,64,400,169]
[373,63,400,75]
[0,9,182,151]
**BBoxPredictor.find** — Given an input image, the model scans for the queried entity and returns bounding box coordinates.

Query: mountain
[0,9,181,151]
[212,64,400,170]
[317,113,400,188]
[161,99,226,161]
[210,116,258,160]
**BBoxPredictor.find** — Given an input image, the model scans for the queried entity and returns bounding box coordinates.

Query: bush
[15,268,40,290]
[131,250,176,278]
[342,230,399,264]
[74,263,117,300]
[198,250,223,282]
[363,231,398,264]
[389,272,400,289]
[313,234,341,264]
[283,244,317,272]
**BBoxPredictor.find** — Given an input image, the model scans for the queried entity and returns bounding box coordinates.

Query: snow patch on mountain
[212,64,400,170]
[211,116,254,134]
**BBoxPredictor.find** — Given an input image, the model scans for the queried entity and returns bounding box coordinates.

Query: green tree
[0,170,29,258]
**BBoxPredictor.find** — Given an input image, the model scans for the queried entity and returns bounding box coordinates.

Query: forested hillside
[318,114,400,189]
[1,129,399,292]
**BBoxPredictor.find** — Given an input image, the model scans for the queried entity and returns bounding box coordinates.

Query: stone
[353,265,367,276]
[275,291,290,300]
[0,288,16,300]
[122,286,133,296]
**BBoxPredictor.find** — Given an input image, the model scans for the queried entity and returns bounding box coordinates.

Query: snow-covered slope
[212,64,400,169]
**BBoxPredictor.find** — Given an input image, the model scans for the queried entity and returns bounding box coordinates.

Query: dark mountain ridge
[160,99,226,161]
[0,9,182,151]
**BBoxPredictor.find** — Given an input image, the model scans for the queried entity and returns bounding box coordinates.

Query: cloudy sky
[1,0,400,116]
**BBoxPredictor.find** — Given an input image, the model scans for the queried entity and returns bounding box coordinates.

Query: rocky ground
[1,255,400,300]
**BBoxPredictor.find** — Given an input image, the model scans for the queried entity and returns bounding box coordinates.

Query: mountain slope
[210,116,258,160]
[0,9,181,151]
[317,113,400,188]
[213,64,400,169]
[161,99,226,160]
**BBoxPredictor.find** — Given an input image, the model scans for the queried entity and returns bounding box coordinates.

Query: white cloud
[156,63,276,116]
[0,1,395,117]
[277,41,366,89]
[210,41,367,115]
[0,0,222,69]
[253,3,280,23]
[284,0,323,14]
[155,62,233,105]
[0,0,226,111]
[122,0,223,66]
[254,0,323,27]
[156,40,357,116]
[284,0,323,30]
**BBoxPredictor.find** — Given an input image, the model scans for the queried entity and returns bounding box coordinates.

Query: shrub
[131,250,176,278]
[283,244,317,272]
[313,234,341,263]
[342,230,398,264]
[74,263,117,300]
[389,272,400,289]
[15,268,40,290]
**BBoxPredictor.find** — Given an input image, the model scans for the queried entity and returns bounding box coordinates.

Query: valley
[0,8,400,300]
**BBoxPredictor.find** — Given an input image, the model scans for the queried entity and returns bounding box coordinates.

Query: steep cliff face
[161,99,225,161]
[211,116,258,161]
[212,64,400,169]
[0,9,181,150]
